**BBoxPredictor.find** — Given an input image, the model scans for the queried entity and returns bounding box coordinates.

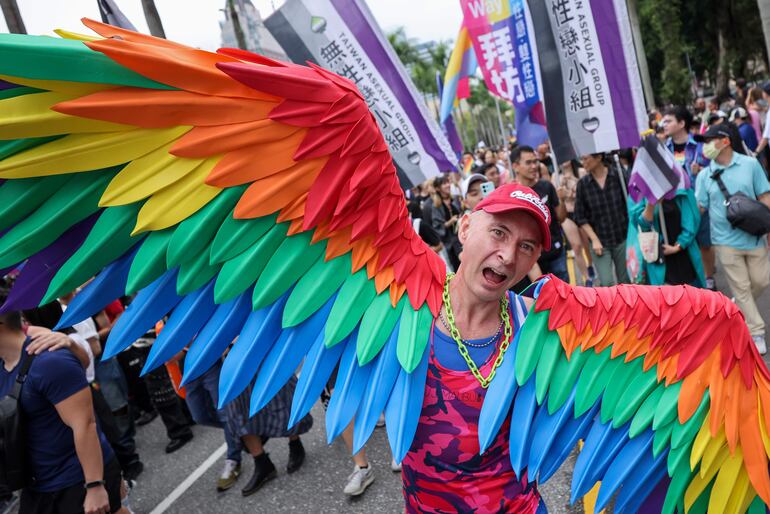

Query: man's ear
[458,213,472,244]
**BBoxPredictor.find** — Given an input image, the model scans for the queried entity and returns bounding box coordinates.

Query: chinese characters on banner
[461,0,547,147]
[319,39,411,154]
[528,0,647,161]
[265,0,456,187]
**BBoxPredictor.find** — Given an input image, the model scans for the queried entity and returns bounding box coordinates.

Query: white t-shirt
[762,117,770,140]
[60,304,98,383]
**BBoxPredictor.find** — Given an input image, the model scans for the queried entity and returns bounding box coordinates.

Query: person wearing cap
[511,145,568,283]
[460,173,490,212]
[574,153,630,286]
[730,107,758,152]
[694,123,770,354]
[401,183,550,513]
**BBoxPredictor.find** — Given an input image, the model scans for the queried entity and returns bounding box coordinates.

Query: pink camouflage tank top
[401,293,541,514]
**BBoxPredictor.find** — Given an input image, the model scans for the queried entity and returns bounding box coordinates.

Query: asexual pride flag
[528,0,648,162]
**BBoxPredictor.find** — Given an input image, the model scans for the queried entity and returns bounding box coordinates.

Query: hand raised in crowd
[84,484,110,514]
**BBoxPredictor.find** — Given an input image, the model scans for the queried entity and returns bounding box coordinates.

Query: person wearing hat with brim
[401,182,550,513]
[730,107,758,152]
[694,124,770,354]
[460,173,490,212]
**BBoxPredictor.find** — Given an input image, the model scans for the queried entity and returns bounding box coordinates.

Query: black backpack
[710,169,770,237]
[0,352,35,491]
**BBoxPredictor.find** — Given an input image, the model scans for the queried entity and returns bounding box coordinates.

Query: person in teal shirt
[694,124,770,354]
[631,189,705,287]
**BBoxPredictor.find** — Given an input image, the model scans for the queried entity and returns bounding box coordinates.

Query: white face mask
[702,140,724,160]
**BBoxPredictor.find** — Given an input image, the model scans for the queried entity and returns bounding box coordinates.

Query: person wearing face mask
[695,124,770,355]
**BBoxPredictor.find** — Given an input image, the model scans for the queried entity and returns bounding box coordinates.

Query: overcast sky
[0,0,462,49]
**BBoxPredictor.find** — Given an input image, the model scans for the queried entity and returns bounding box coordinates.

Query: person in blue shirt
[729,107,759,153]
[0,300,123,514]
[694,124,770,355]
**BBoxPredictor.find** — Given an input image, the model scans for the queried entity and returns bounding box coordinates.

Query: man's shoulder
[28,348,82,382]
[533,179,555,194]
[723,154,761,178]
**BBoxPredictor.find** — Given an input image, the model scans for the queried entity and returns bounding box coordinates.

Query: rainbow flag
[439,24,477,124]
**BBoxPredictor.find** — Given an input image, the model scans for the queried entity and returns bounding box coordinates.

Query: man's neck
[517,174,537,187]
[444,271,502,339]
[715,148,734,167]
[672,131,689,145]
[590,164,608,181]
[0,331,27,372]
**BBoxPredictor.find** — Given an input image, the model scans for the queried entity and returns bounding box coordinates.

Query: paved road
[128,402,583,514]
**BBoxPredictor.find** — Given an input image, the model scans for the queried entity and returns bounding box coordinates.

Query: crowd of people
[408,83,770,356]
[0,278,402,513]
[1,80,770,513]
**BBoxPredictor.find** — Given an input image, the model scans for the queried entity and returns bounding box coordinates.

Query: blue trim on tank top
[433,292,527,371]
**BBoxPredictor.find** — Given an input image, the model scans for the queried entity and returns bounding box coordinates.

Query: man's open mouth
[483,267,508,285]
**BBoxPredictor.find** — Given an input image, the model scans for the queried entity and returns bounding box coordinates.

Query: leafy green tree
[638,0,768,104]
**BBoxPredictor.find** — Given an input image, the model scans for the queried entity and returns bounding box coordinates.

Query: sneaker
[135,410,158,427]
[376,413,386,428]
[343,465,375,496]
[123,460,144,482]
[390,457,402,472]
[753,335,767,356]
[217,459,241,492]
[705,277,717,291]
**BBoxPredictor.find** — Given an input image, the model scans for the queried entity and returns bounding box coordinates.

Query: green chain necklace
[441,273,512,388]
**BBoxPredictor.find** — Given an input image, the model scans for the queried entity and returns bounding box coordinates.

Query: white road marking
[149,442,227,514]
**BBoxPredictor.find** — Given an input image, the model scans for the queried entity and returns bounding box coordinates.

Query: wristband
[84,480,105,489]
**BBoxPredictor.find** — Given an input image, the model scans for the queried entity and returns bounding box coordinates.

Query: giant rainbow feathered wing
[0,21,769,513]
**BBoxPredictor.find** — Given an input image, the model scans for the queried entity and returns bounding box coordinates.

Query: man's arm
[26,327,91,369]
[55,388,110,514]
[580,223,604,256]
[93,311,113,351]
[759,192,770,209]
[552,183,567,223]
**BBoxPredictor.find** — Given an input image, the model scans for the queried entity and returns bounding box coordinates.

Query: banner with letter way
[460,0,548,148]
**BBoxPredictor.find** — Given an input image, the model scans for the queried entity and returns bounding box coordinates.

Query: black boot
[286,438,305,474]
[241,453,277,497]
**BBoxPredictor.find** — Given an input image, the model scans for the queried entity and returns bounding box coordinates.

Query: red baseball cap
[473,183,552,250]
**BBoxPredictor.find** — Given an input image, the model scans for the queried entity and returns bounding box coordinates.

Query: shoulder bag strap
[710,168,733,203]
[10,352,36,400]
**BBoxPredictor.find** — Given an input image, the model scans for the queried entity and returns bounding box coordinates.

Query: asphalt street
[128,402,583,514]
